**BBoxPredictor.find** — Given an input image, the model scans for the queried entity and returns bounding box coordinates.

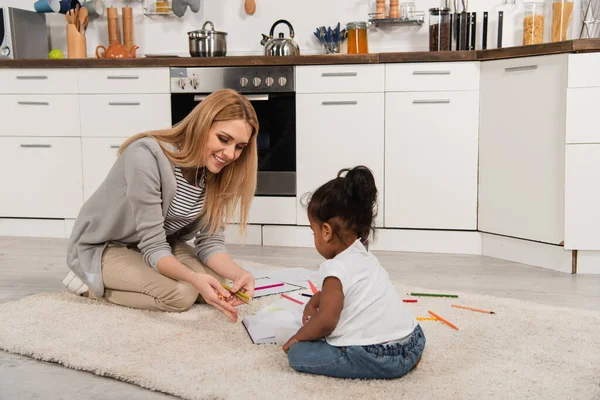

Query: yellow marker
[416,317,438,321]
[221,283,251,304]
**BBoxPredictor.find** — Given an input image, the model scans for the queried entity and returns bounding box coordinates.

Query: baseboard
[576,251,600,274]
[262,225,314,247]
[224,224,262,246]
[371,229,482,254]
[482,233,573,273]
[0,218,71,239]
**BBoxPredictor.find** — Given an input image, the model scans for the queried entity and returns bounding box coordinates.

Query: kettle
[260,19,300,56]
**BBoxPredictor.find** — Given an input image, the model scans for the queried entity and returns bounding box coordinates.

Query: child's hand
[282,336,299,353]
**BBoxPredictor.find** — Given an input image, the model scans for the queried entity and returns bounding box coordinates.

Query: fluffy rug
[0,260,599,400]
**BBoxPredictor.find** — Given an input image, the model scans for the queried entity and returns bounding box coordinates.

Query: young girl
[282,166,425,379]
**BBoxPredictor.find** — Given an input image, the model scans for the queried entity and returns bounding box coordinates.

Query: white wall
[4,0,583,57]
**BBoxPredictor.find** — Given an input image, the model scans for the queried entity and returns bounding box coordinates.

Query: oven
[170,66,296,196]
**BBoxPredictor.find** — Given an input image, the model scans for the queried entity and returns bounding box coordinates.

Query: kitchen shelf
[368,13,425,27]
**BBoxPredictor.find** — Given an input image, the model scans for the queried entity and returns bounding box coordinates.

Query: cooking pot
[260,19,300,56]
[188,21,227,57]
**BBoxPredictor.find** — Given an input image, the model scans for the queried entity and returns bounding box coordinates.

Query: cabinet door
[478,55,567,244]
[565,144,600,250]
[0,137,83,218]
[82,137,129,201]
[384,91,479,230]
[296,93,384,226]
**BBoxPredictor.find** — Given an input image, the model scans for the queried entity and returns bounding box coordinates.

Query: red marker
[308,280,318,294]
[403,299,418,303]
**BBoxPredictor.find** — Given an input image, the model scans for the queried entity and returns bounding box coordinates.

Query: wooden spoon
[244,0,256,15]
[78,7,89,35]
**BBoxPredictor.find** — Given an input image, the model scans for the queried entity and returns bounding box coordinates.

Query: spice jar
[401,1,415,19]
[347,21,369,54]
[429,8,451,51]
[551,0,574,42]
[523,1,545,45]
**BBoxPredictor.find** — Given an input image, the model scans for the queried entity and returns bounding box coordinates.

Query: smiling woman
[63,89,260,322]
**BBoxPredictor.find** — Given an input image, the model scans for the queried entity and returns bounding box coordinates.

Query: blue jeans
[287,325,425,379]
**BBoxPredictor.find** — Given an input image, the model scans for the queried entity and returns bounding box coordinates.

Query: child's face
[308,215,336,259]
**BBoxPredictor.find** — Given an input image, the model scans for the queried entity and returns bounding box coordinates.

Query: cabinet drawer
[0,95,80,137]
[296,65,384,93]
[0,69,78,94]
[568,53,600,88]
[82,137,129,201]
[80,94,171,137]
[385,62,480,92]
[566,88,600,143]
[78,68,170,94]
[0,137,83,218]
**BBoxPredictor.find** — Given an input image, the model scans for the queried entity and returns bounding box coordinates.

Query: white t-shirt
[318,239,417,347]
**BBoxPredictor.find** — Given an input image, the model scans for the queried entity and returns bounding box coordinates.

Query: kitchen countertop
[2,39,600,68]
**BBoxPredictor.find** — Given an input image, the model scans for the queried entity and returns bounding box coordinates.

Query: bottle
[523,1,545,45]
[347,21,369,54]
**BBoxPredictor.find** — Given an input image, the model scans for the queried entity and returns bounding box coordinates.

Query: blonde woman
[63,89,258,322]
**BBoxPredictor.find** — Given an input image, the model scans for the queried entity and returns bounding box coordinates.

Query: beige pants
[101,241,224,312]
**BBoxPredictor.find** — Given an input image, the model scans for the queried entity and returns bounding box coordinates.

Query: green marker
[408,292,459,298]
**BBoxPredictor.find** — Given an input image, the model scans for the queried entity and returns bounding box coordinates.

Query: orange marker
[308,280,318,294]
[428,310,459,331]
[452,304,496,314]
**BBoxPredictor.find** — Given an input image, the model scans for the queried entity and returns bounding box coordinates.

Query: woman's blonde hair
[119,88,259,235]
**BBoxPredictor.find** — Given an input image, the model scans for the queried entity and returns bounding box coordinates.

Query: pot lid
[190,21,228,36]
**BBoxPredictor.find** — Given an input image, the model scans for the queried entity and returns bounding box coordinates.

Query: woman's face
[204,119,252,173]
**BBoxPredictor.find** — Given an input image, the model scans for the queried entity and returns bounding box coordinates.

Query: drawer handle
[412,71,451,75]
[20,144,52,148]
[321,72,358,77]
[412,99,451,104]
[110,145,121,149]
[16,75,48,80]
[505,65,538,72]
[17,101,49,106]
[194,94,269,102]
[108,101,141,106]
[321,101,358,106]
[107,75,140,80]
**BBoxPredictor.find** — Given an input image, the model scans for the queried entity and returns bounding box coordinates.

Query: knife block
[67,24,87,58]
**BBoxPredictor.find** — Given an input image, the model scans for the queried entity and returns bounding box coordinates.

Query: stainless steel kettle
[260,19,300,56]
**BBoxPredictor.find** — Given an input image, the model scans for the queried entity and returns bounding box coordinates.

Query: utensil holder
[67,24,87,58]
[323,41,342,54]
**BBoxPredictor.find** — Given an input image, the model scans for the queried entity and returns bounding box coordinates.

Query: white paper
[252,277,301,298]
[242,309,303,345]
[266,268,320,290]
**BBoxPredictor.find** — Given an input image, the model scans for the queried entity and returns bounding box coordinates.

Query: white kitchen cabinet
[0,137,83,218]
[77,68,170,94]
[564,144,600,250]
[565,87,600,144]
[384,91,479,229]
[385,62,480,92]
[295,65,384,94]
[0,69,78,94]
[478,54,567,244]
[79,94,171,137]
[82,137,129,201]
[296,93,384,226]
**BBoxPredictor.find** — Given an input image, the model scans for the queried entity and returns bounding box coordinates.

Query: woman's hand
[302,292,320,325]
[228,270,255,306]
[191,273,239,322]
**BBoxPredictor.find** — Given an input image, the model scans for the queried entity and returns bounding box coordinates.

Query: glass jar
[551,0,574,42]
[347,21,369,54]
[401,1,415,20]
[429,8,451,51]
[523,1,545,45]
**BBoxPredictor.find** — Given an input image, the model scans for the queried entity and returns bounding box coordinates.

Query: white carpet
[1,260,599,400]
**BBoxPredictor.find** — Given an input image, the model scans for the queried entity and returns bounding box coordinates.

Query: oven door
[171,92,296,196]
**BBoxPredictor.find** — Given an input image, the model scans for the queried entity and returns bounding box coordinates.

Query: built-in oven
[170,66,296,196]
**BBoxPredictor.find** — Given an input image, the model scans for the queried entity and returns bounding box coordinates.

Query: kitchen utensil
[260,19,300,56]
[375,0,385,19]
[313,22,346,53]
[95,42,138,58]
[459,11,469,49]
[106,7,119,44]
[470,12,476,50]
[34,0,60,13]
[244,0,256,15]
[67,23,86,58]
[188,20,227,57]
[498,10,504,48]
[78,6,88,35]
[122,7,134,51]
[482,11,488,49]
[389,0,399,18]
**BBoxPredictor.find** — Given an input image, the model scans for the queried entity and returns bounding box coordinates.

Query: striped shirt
[164,166,206,236]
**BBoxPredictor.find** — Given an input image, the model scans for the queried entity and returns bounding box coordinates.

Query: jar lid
[429,7,451,14]
[347,21,368,30]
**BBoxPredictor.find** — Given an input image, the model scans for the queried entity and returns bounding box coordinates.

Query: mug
[82,0,105,18]
[33,0,60,13]
[59,0,80,14]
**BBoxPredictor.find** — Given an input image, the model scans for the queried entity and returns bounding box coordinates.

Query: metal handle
[20,144,52,148]
[17,101,49,106]
[107,75,140,80]
[321,72,358,77]
[194,94,269,102]
[321,101,358,106]
[110,145,121,149]
[412,99,451,104]
[108,101,141,106]
[16,75,48,80]
[505,65,538,72]
[412,71,451,75]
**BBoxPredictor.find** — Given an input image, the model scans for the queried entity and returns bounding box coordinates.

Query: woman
[63,89,258,322]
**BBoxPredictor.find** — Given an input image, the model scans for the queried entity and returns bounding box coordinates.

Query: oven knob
[189,77,198,89]
[277,76,287,87]
[265,77,274,87]
[177,78,186,89]
[252,77,262,87]
[239,77,249,87]
[0,47,10,57]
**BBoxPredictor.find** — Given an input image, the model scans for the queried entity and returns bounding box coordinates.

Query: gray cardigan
[67,137,227,297]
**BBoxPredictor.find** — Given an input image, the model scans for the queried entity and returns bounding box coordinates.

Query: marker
[403,299,418,303]
[308,280,318,294]
[281,293,304,305]
[255,282,285,291]
[416,317,438,321]
[452,304,496,314]
[428,310,459,331]
[301,293,313,298]
[221,283,251,304]
[408,292,458,298]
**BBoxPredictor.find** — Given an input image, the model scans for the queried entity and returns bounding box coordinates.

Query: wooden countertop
[3,39,600,68]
